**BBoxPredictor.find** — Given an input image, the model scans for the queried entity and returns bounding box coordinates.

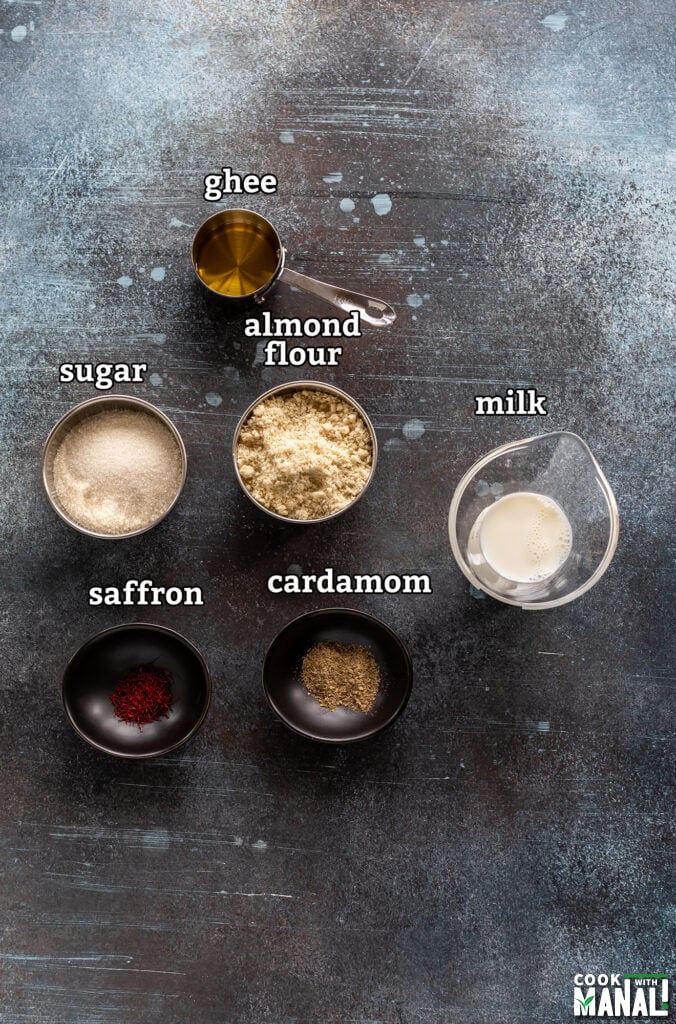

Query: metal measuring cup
[191,209,396,327]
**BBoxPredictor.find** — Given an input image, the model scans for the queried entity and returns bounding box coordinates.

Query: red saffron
[110,664,174,729]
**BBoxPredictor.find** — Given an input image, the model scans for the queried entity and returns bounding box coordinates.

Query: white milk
[477,491,572,583]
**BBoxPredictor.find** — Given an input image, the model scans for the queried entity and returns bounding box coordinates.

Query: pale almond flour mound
[236,389,373,520]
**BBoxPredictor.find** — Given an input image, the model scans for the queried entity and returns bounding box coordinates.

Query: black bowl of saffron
[62,624,211,758]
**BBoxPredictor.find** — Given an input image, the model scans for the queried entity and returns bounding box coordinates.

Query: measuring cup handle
[279,267,396,327]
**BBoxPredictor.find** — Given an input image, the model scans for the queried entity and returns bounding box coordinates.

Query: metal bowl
[232,380,378,524]
[62,623,211,759]
[263,608,413,743]
[42,395,187,540]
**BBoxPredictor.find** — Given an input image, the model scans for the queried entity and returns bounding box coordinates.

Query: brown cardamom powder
[301,642,380,713]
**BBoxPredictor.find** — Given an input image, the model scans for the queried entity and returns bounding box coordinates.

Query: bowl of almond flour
[43,396,187,538]
[233,381,377,523]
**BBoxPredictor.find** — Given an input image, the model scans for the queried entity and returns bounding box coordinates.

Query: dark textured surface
[1,2,673,1021]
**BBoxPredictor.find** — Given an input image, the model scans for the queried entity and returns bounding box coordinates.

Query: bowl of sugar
[43,395,187,539]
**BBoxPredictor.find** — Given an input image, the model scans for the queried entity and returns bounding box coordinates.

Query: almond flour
[236,389,373,520]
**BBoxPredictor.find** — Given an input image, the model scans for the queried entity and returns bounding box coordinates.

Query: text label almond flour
[244,309,362,339]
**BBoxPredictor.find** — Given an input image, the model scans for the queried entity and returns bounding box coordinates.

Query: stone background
[1,1,673,1021]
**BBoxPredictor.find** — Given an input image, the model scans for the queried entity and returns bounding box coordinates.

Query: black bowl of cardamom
[263,608,412,743]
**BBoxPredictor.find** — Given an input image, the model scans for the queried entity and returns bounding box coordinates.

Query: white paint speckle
[441,239,449,246]
[252,340,267,367]
[377,253,395,265]
[150,266,166,282]
[352,216,360,224]
[116,276,133,288]
[540,11,569,31]
[339,197,355,213]
[371,193,392,216]
[406,293,423,308]
[489,482,505,496]
[149,373,163,386]
[205,392,222,407]
[252,839,268,851]
[323,171,343,184]
[11,25,27,42]
[402,418,425,440]
[279,131,295,144]
[536,721,550,732]
[170,217,192,228]
[475,480,490,497]
[413,236,426,247]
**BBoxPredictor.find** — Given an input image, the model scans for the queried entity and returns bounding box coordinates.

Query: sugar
[52,409,183,535]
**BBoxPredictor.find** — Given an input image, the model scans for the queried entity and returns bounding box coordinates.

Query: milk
[473,491,572,583]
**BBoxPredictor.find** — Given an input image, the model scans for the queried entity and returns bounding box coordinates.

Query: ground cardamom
[301,641,380,713]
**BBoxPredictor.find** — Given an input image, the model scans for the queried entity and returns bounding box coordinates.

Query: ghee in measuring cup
[195,222,279,297]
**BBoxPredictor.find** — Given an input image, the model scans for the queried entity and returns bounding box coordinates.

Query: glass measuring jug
[448,432,619,609]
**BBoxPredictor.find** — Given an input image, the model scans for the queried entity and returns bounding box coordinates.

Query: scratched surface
[1,1,674,1021]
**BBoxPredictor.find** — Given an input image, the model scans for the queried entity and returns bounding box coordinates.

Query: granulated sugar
[53,408,183,535]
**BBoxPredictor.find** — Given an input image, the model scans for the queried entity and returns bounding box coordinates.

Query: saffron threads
[110,664,174,729]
